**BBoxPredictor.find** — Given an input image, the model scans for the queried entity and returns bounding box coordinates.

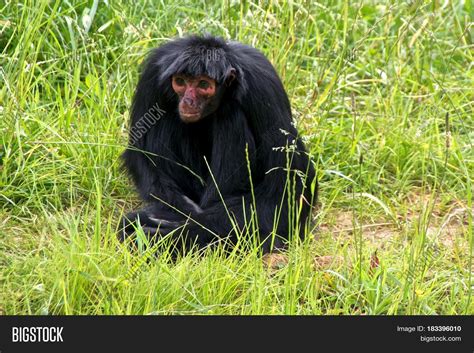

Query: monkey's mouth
[179,106,201,122]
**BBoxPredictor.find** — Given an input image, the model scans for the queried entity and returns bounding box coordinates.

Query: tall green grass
[1,0,472,314]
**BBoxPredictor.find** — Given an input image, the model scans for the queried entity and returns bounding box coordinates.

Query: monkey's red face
[171,75,218,123]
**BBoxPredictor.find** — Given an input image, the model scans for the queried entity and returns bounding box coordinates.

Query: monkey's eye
[198,80,210,89]
[174,77,186,86]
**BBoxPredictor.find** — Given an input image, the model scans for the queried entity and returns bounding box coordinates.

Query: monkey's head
[171,71,235,123]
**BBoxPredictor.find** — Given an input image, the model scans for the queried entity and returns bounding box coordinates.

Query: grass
[0,0,473,315]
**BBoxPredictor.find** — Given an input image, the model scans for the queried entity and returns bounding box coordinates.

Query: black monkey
[120,35,317,253]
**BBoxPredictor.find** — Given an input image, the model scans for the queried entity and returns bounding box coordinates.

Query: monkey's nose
[182,97,197,107]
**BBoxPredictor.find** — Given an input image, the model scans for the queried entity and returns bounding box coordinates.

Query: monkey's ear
[225,68,236,87]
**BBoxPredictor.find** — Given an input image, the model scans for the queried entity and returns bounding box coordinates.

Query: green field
[1,0,473,315]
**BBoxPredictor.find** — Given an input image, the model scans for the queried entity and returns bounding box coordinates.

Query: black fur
[120,35,317,253]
